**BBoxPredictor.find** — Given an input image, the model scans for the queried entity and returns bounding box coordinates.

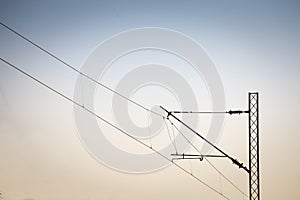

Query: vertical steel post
[249,92,260,200]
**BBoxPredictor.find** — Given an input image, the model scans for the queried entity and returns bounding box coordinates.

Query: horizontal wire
[0,21,163,118]
[0,57,231,200]
[171,110,249,115]
[172,111,227,114]
[169,118,249,198]
[171,153,226,158]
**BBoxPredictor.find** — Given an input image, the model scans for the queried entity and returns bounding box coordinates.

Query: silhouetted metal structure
[248,93,260,200]
[161,92,260,200]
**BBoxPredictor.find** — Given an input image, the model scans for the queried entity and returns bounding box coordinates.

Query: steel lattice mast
[249,93,260,200]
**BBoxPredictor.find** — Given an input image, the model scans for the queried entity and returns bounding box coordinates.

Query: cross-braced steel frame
[249,92,260,200]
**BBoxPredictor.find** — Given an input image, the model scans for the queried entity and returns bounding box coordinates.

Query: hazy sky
[0,0,300,200]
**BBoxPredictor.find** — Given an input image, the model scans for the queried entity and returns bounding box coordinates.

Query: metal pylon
[249,92,260,200]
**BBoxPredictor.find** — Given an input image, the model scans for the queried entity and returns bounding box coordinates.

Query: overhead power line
[0,57,232,200]
[0,21,163,118]
[0,21,249,199]
[168,118,249,197]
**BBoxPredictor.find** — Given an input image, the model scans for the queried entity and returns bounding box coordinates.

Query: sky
[0,0,300,199]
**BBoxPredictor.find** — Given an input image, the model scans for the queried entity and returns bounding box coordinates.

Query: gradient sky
[0,0,300,200]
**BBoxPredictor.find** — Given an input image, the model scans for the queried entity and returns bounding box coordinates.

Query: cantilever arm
[161,106,250,173]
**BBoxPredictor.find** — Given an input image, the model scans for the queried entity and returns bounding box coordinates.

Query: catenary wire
[161,106,249,173]
[0,21,246,198]
[0,57,232,200]
[0,21,163,118]
[164,118,178,154]
[170,121,178,153]
[168,118,248,198]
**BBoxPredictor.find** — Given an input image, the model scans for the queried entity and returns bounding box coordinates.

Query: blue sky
[0,1,299,199]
